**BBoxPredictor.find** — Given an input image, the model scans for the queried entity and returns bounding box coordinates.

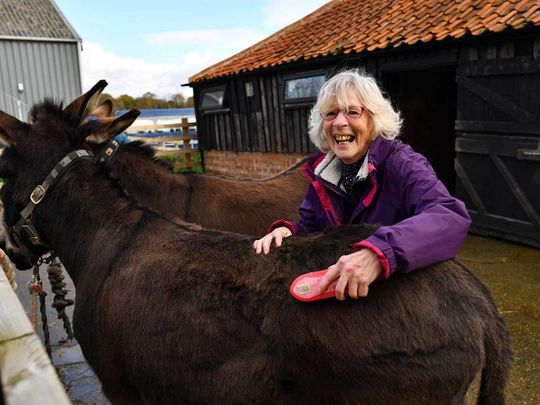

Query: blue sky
[55,0,329,98]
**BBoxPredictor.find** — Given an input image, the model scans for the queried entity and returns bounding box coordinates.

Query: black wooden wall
[455,55,540,247]
[194,72,315,154]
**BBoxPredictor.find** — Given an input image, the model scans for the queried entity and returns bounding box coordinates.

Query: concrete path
[11,233,540,404]
[14,265,109,405]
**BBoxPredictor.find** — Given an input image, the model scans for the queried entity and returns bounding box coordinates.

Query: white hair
[308,70,402,152]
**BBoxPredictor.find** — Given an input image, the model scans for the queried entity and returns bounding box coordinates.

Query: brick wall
[203,151,311,179]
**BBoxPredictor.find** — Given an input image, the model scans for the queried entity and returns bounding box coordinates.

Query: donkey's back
[76,222,511,405]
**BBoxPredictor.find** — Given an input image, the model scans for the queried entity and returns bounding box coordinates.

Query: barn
[188,0,540,247]
[0,0,82,120]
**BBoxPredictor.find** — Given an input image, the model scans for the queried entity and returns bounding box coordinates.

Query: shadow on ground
[13,233,540,404]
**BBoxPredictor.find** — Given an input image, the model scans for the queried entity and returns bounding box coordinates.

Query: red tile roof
[189,0,540,83]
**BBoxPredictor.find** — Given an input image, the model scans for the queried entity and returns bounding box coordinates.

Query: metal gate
[455,56,540,248]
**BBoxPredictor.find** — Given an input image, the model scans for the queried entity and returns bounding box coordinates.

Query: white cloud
[80,42,187,99]
[262,0,329,29]
[79,1,330,99]
[146,27,269,85]
[80,27,267,99]
[146,28,265,50]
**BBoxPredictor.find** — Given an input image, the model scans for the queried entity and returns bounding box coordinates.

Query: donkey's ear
[64,80,108,123]
[0,110,26,146]
[85,109,140,144]
[90,99,113,119]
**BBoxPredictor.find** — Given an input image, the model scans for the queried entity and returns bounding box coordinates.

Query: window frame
[282,70,326,106]
[198,85,227,111]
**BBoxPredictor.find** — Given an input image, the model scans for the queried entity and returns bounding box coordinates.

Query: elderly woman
[253,70,471,300]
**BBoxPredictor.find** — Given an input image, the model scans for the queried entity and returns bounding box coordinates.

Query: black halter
[96,139,120,163]
[8,137,122,259]
[9,149,95,256]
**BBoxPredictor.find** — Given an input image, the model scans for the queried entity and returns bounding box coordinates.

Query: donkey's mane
[123,140,175,170]
[29,99,67,123]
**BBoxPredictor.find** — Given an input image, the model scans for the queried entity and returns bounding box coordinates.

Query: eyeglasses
[320,107,368,121]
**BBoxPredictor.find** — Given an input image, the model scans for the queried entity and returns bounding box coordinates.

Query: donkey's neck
[34,160,154,286]
[106,145,190,223]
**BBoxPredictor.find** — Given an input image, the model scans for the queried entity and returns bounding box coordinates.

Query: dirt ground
[459,235,540,405]
[11,233,540,404]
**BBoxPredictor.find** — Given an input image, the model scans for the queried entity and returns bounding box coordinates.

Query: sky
[54,0,329,99]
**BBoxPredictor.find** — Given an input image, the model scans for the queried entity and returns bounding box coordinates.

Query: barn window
[245,82,255,97]
[283,73,325,102]
[199,86,226,110]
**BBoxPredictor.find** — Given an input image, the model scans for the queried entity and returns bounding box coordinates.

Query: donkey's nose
[5,247,34,270]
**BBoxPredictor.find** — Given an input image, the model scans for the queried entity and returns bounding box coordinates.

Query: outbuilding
[188,0,539,247]
[0,0,82,120]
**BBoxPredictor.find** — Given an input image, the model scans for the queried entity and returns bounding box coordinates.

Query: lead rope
[47,257,74,340]
[28,263,51,358]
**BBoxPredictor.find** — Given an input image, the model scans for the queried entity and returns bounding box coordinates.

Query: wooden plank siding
[193,47,465,156]
[192,30,539,155]
[194,71,317,154]
[455,54,540,247]
[455,57,540,136]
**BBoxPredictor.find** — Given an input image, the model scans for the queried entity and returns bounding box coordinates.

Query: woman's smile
[334,134,356,144]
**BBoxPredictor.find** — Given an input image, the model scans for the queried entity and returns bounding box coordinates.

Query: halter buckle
[30,185,46,205]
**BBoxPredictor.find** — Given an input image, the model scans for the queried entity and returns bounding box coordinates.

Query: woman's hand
[318,249,383,300]
[253,227,292,255]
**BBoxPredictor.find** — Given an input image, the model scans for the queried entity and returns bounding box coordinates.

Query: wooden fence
[0,270,70,404]
[125,117,198,171]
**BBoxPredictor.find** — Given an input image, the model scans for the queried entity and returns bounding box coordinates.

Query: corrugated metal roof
[0,0,80,41]
[189,0,540,83]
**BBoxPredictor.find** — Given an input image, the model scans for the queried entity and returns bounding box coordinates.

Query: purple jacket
[269,137,471,278]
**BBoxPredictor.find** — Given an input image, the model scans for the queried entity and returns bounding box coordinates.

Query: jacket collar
[314,151,369,192]
[300,137,398,226]
[303,137,398,182]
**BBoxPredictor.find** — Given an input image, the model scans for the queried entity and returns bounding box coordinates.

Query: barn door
[455,57,540,247]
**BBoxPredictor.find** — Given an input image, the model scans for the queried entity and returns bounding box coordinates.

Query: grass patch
[158,152,203,174]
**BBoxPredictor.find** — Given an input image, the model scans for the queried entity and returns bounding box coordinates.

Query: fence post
[182,117,192,171]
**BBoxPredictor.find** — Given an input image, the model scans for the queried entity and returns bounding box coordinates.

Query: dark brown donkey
[85,100,308,236]
[0,84,511,404]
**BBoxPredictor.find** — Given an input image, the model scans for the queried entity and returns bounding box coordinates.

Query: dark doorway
[382,66,457,193]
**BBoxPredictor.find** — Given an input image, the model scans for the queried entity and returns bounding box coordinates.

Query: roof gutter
[0,35,79,43]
